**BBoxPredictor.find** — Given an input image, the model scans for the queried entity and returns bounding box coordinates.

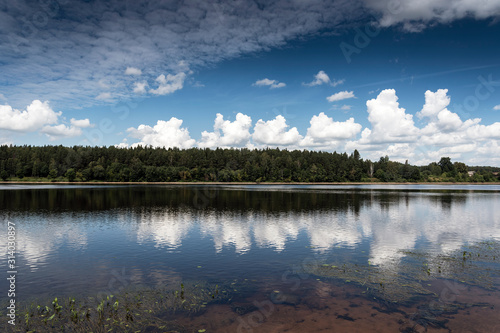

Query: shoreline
[1,181,500,185]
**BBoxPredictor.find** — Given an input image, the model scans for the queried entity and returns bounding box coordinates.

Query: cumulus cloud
[344,88,500,164]
[0,100,94,141]
[252,115,302,146]
[125,67,142,75]
[40,117,94,140]
[253,78,286,89]
[127,118,196,148]
[364,89,419,143]
[326,91,355,102]
[0,100,61,131]
[418,89,464,133]
[494,105,500,110]
[198,113,252,148]
[149,73,186,95]
[364,0,500,31]
[415,89,500,148]
[304,70,344,87]
[41,124,83,140]
[118,87,500,166]
[302,112,362,147]
[70,118,93,128]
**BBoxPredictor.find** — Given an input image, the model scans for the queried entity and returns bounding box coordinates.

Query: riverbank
[1,181,500,185]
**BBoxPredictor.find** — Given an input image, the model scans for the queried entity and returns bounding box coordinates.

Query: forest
[0,145,499,183]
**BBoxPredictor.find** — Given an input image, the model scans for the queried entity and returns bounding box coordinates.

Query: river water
[0,184,499,332]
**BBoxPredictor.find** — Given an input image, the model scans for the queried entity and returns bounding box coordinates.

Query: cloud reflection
[130,191,500,268]
[3,190,499,274]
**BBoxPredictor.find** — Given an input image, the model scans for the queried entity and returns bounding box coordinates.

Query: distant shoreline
[1,181,500,185]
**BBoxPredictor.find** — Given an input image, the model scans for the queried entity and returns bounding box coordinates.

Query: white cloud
[252,115,302,146]
[366,143,416,163]
[96,92,112,100]
[364,0,500,31]
[300,112,362,149]
[112,87,500,166]
[340,105,351,110]
[253,78,286,89]
[344,88,500,165]
[133,81,148,94]
[115,139,129,149]
[304,70,329,86]
[2,0,498,109]
[326,91,355,102]
[41,124,83,140]
[198,113,252,148]
[417,89,464,133]
[494,105,500,110]
[464,122,500,140]
[305,112,362,141]
[364,89,419,143]
[127,118,196,148]
[70,118,93,128]
[0,100,93,141]
[1,1,368,108]
[0,100,61,131]
[149,73,186,95]
[125,67,142,75]
[304,70,344,87]
[332,79,345,87]
[417,89,451,119]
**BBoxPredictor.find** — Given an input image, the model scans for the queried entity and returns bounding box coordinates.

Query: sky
[1,0,500,166]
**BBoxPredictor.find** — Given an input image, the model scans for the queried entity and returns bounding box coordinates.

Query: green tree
[93,165,106,180]
[48,168,58,179]
[65,168,76,182]
[454,162,468,174]
[438,157,455,173]
[374,169,386,181]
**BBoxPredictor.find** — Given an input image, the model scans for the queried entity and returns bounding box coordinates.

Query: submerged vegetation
[1,145,499,183]
[0,280,249,332]
[304,241,500,304]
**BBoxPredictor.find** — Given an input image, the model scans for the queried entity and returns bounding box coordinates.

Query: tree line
[0,145,498,183]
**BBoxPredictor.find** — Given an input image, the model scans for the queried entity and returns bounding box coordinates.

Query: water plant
[304,240,500,304]
[0,280,241,332]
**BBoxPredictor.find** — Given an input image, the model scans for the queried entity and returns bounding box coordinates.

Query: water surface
[0,185,499,332]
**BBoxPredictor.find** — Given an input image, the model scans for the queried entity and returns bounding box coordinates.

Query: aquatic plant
[304,240,500,304]
[0,280,239,332]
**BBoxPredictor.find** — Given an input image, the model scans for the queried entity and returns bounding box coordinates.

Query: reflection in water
[0,214,88,271]
[1,187,499,271]
[126,190,500,269]
[0,185,499,332]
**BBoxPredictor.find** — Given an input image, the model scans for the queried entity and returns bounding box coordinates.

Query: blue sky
[1,0,500,165]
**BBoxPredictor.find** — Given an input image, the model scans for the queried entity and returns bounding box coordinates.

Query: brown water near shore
[170,278,500,333]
